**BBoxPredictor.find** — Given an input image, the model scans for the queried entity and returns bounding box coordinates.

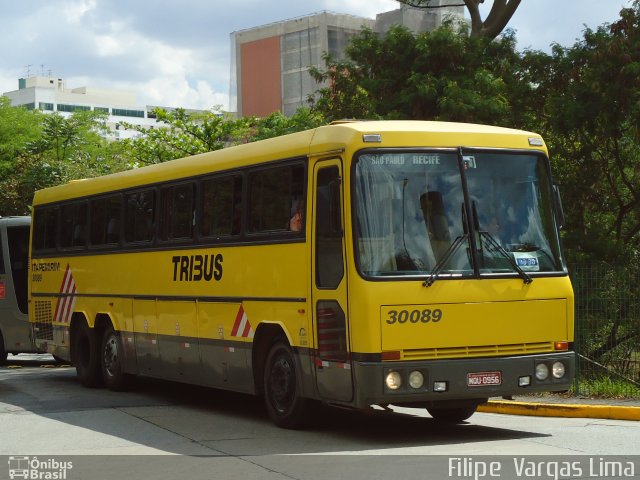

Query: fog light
[385,371,402,390]
[519,375,531,387]
[408,371,424,389]
[433,381,448,392]
[552,361,566,379]
[535,363,549,381]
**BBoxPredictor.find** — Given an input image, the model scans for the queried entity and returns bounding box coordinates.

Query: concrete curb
[478,401,640,421]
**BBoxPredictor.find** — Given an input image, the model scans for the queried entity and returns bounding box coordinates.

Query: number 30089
[386,309,443,325]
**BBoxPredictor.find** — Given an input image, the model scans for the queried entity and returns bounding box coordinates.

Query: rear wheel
[73,321,102,387]
[101,326,130,391]
[427,404,477,423]
[263,341,311,429]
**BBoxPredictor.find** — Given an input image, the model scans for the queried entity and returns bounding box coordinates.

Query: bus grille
[402,341,555,360]
[34,300,54,341]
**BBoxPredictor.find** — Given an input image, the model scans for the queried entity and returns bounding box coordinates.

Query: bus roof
[32,120,545,206]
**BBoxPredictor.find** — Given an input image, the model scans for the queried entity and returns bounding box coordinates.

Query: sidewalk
[478,393,640,421]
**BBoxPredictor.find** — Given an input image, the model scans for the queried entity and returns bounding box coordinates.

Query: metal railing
[570,264,640,397]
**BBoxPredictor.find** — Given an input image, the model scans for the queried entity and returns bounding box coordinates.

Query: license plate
[467,371,502,387]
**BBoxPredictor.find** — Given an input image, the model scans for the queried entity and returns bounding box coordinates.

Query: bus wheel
[100,326,129,391]
[73,322,102,388]
[427,404,477,423]
[263,341,310,429]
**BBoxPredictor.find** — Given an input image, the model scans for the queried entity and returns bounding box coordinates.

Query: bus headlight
[385,371,402,390]
[552,361,566,379]
[408,371,424,389]
[535,363,549,381]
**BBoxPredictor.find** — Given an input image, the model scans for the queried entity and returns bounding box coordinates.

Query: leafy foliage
[310,25,526,125]
[527,5,640,262]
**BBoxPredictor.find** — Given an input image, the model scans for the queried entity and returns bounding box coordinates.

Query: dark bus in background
[0,216,39,362]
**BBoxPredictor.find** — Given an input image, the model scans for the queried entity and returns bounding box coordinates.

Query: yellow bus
[29,120,574,428]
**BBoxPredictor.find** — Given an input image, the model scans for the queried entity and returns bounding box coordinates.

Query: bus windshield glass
[353,150,564,278]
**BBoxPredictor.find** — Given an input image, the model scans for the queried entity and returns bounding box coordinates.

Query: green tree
[122,107,326,166]
[248,108,326,141]
[0,107,128,215]
[528,5,640,262]
[310,24,525,125]
[0,97,42,182]
[121,108,253,165]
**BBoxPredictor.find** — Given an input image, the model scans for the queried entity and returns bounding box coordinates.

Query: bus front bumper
[351,352,575,409]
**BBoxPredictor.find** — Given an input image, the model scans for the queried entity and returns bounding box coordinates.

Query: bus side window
[248,163,305,235]
[7,225,29,314]
[160,183,195,241]
[124,190,156,244]
[0,230,4,275]
[316,166,344,289]
[201,175,242,238]
[90,195,122,246]
[60,202,87,249]
[33,207,59,252]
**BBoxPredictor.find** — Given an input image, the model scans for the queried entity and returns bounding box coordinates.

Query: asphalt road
[1,354,638,480]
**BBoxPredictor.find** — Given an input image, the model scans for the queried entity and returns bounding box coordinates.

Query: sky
[0,0,633,112]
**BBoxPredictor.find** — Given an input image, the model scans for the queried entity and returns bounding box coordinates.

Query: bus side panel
[198,301,253,392]
[156,300,199,382]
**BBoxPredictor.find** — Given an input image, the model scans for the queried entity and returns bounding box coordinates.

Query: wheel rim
[268,351,295,414]
[103,334,119,377]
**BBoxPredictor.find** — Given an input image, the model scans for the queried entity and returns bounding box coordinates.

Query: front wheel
[263,341,311,429]
[101,326,130,391]
[427,404,477,423]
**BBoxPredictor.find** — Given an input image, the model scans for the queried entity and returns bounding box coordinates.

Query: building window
[112,108,145,118]
[39,102,54,111]
[57,104,91,112]
[94,107,109,113]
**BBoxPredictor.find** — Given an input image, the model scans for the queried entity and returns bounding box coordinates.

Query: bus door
[311,159,353,402]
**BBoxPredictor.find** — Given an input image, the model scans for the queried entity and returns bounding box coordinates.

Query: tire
[100,325,130,391]
[72,321,102,387]
[263,341,311,429]
[427,404,477,423]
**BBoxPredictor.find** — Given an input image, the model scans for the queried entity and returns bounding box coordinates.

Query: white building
[2,76,177,140]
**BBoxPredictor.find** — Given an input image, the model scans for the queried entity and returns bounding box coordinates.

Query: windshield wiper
[423,234,468,287]
[479,231,533,284]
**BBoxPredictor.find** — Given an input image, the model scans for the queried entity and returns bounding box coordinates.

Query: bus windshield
[353,150,564,278]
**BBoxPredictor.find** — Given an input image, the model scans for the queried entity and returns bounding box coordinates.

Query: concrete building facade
[232,12,375,117]
[232,2,466,117]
